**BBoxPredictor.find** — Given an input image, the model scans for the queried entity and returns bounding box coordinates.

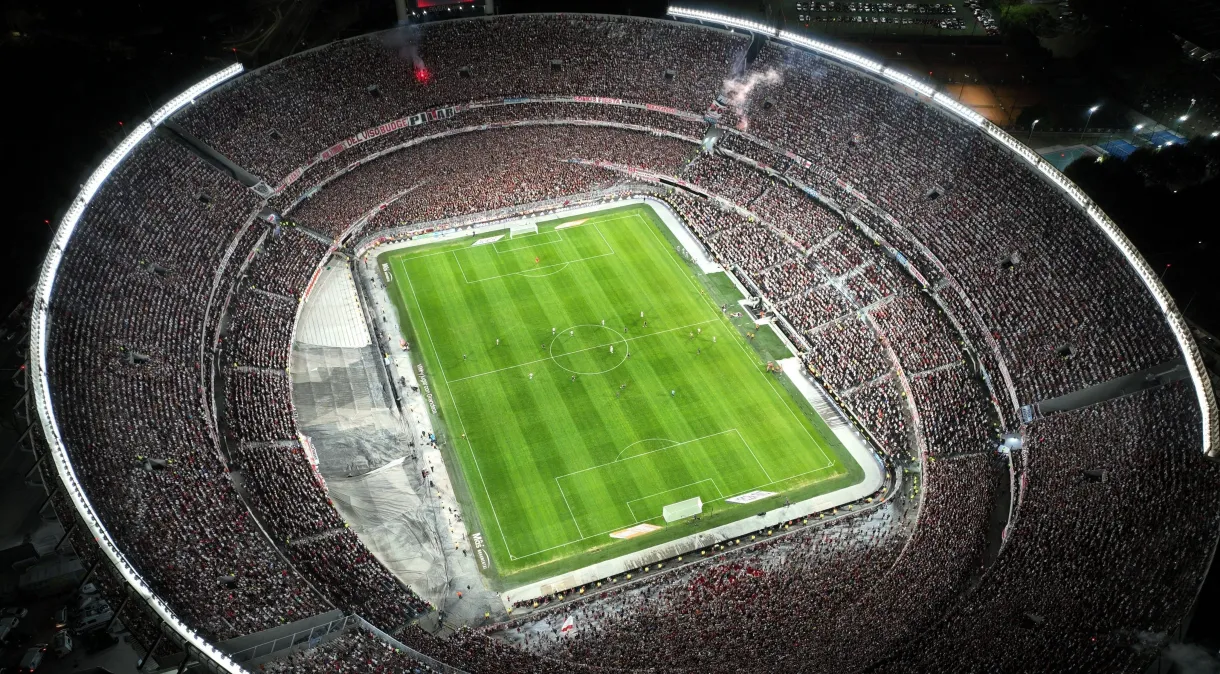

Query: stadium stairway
[1033,357,1189,418]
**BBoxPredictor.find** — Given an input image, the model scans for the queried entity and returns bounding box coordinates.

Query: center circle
[548,324,629,375]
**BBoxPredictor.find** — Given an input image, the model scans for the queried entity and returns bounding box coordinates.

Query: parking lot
[785,0,999,38]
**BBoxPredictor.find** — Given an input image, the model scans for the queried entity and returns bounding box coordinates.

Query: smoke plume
[721,68,782,130]
[383,25,427,76]
[1164,643,1220,674]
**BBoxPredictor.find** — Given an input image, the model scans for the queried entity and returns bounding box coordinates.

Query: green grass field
[381,203,864,586]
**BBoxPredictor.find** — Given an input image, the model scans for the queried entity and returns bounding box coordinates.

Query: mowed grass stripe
[635,218,837,481]
[387,205,859,578]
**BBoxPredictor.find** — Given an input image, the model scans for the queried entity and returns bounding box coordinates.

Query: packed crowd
[761,259,828,304]
[225,370,297,443]
[779,282,852,332]
[275,100,706,212]
[806,318,892,391]
[245,228,332,299]
[877,384,1220,672]
[846,375,910,454]
[289,530,432,630]
[871,293,962,373]
[222,289,298,369]
[205,222,266,350]
[176,15,744,182]
[263,628,436,674]
[497,452,996,674]
[230,443,343,541]
[367,125,698,230]
[731,41,1179,401]
[750,182,844,250]
[681,154,771,205]
[845,261,905,307]
[46,137,332,640]
[293,125,698,238]
[910,365,999,455]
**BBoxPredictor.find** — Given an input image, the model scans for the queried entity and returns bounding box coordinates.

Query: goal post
[662,496,703,523]
[510,221,538,238]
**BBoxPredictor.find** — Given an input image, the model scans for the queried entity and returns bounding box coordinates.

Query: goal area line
[519,460,841,561]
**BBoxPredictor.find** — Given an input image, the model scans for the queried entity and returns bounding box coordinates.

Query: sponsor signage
[417,364,438,414]
[609,523,661,539]
[470,532,492,571]
[726,490,776,505]
[645,103,680,115]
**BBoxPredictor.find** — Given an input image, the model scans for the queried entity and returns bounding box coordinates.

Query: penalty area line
[555,478,586,539]
[514,461,839,561]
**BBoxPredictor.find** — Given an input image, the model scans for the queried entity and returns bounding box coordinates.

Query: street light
[1029,118,1040,142]
[1132,123,1145,143]
[1081,105,1100,142]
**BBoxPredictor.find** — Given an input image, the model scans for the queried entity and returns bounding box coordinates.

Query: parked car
[18,644,47,673]
[0,616,20,643]
[53,631,73,657]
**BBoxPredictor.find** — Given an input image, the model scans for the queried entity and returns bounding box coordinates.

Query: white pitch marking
[445,318,718,384]
[625,477,722,523]
[394,256,517,558]
[555,478,586,539]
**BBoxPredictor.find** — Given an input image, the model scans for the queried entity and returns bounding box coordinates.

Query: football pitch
[381,202,864,584]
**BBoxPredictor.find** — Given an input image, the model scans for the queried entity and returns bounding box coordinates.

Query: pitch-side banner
[726,490,776,505]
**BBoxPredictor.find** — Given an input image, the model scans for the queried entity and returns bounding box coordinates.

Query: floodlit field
[382,202,864,584]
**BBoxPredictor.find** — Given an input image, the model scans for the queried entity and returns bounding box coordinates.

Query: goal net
[510,221,538,238]
[662,496,703,523]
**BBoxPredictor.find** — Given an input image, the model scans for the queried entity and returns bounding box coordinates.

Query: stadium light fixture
[1081,104,1100,142]
[776,30,882,73]
[931,93,984,126]
[667,7,777,35]
[882,67,935,97]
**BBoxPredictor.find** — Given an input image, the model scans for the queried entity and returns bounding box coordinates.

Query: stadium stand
[222,290,297,370]
[874,383,1220,673]
[175,15,746,183]
[508,453,993,674]
[733,41,1180,402]
[32,11,1218,674]
[46,135,331,640]
[261,628,433,673]
[296,125,699,237]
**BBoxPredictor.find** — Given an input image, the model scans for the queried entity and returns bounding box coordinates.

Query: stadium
[24,6,1220,673]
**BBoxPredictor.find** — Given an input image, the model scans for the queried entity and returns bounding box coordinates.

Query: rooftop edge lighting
[667,7,778,35]
[32,62,247,673]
